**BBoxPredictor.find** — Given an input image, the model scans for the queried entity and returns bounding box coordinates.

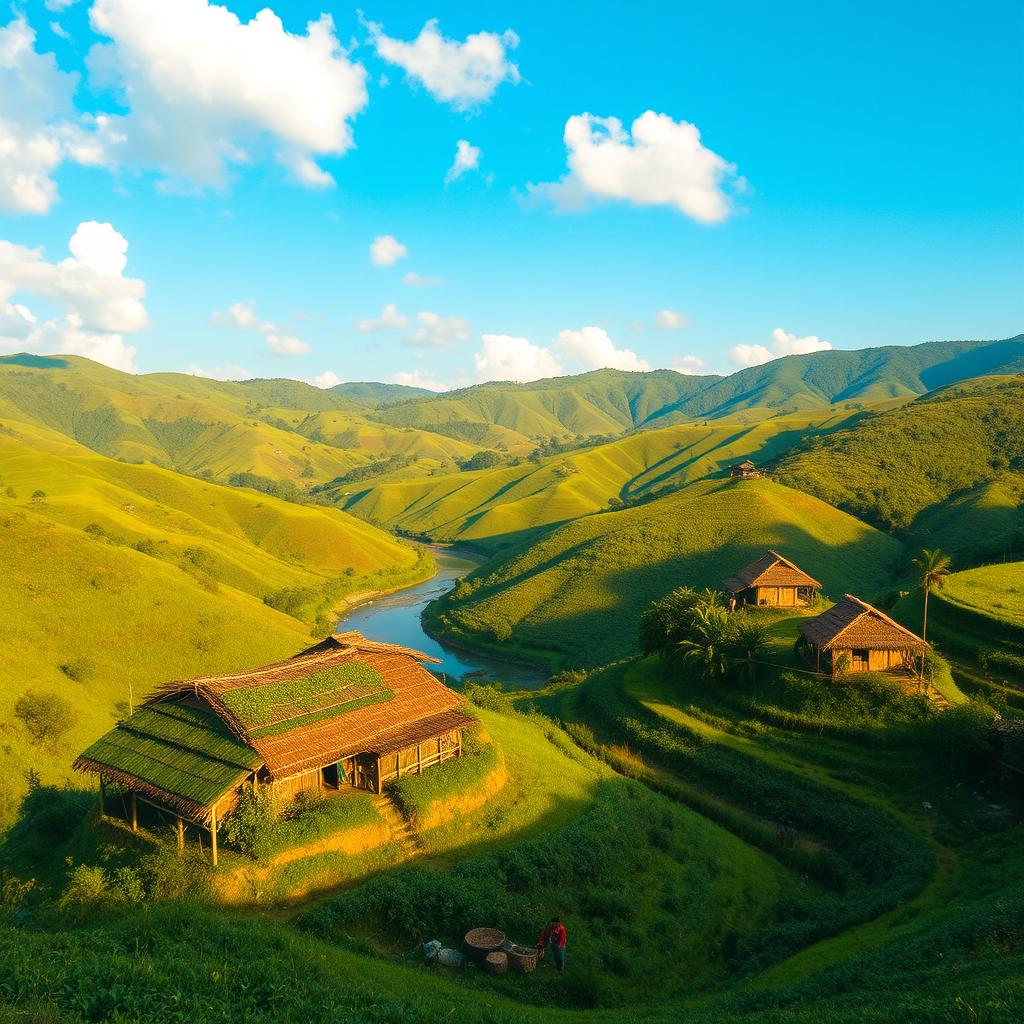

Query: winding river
[334,546,549,690]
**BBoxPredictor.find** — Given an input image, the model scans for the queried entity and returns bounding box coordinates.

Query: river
[334,546,549,690]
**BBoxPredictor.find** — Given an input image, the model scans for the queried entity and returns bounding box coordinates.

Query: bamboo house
[723,550,822,608]
[73,632,473,864]
[798,595,929,675]
[730,459,761,479]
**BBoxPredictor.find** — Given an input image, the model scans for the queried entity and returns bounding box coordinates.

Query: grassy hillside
[776,375,1024,544]
[0,355,476,487]
[0,419,426,611]
[893,564,1024,706]
[431,477,904,667]
[336,405,880,552]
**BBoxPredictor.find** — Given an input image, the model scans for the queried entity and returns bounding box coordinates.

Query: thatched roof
[799,595,928,652]
[733,460,756,470]
[724,550,822,593]
[74,632,473,813]
[73,702,262,823]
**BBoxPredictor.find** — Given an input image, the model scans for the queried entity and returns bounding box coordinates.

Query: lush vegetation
[431,477,902,667]
[776,375,1024,537]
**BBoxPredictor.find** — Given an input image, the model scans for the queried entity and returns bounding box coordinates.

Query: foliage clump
[13,691,78,744]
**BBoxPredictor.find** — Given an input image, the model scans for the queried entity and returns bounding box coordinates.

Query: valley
[0,343,1021,1023]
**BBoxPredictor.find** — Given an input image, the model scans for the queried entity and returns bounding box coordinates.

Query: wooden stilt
[416,743,422,774]
[176,815,184,852]
[98,777,105,819]
[209,804,218,868]
[130,791,138,833]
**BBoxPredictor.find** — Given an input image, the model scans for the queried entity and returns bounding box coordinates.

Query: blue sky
[0,0,1021,388]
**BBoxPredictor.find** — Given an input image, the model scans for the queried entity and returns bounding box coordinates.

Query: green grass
[432,477,904,667]
[221,663,391,731]
[776,375,1024,537]
[941,561,1024,627]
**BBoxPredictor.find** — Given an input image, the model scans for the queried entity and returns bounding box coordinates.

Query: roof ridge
[841,593,923,640]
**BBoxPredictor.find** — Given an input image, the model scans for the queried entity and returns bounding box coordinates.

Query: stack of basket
[463,928,506,967]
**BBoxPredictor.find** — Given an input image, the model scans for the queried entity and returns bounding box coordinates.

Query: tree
[675,604,731,680]
[14,691,77,744]
[727,618,771,683]
[913,548,951,643]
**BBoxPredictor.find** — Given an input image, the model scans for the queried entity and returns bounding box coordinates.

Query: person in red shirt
[538,917,567,972]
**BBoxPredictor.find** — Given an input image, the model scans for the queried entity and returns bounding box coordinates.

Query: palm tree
[728,618,771,683]
[913,547,951,643]
[675,604,731,680]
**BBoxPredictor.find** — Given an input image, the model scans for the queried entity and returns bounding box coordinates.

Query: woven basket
[483,951,508,976]
[464,928,506,964]
[506,944,538,974]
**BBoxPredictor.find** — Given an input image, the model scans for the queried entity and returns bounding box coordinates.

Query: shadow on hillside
[919,339,1024,390]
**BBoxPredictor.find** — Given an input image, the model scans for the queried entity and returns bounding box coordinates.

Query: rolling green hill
[0,355,477,486]
[336,405,883,552]
[431,477,904,667]
[775,375,1024,547]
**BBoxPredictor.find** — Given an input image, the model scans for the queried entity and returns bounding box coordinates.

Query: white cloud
[263,331,309,356]
[0,221,147,335]
[0,301,37,342]
[445,139,481,184]
[391,369,446,392]
[770,327,832,356]
[654,309,689,330]
[49,21,72,42]
[729,327,833,368]
[45,1,79,11]
[473,333,563,383]
[403,271,442,288]
[530,111,741,223]
[313,370,342,389]
[367,18,519,110]
[369,234,407,266]
[670,355,705,375]
[0,15,98,215]
[188,363,253,381]
[85,0,368,191]
[358,302,408,333]
[406,311,470,348]
[555,326,651,372]
[211,299,309,356]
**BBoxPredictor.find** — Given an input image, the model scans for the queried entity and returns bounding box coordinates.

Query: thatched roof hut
[723,550,821,608]
[799,595,928,675]
[730,459,760,479]
[74,632,473,862]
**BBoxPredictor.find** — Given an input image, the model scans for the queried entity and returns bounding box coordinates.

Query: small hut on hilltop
[723,550,822,608]
[730,459,761,479]
[73,632,473,864]
[798,595,928,675]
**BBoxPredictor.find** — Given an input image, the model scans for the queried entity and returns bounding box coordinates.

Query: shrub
[58,656,96,683]
[13,691,77,744]
[221,789,279,861]
[30,489,46,501]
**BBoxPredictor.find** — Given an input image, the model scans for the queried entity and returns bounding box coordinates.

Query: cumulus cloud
[211,299,309,356]
[445,139,481,184]
[85,0,368,190]
[529,111,741,223]
[670,355,705,375]
[357,302,408,333]
[406,311,470,348]
[313,369,342,389]
[555,326,651,372]
[369,234,407,266]
[473,333,563,383]
[403,271,442,288]
[654,308,689,330]
[769,327,832,356]
[729,327,833,368]
[391,369,446,392]
[367,18,519,110]
[188,363,253,381]
[0,221,147,342]
[0,15,102,215]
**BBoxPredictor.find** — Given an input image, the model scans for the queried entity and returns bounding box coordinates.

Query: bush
[58,656,96,683]
[221,789,279,861]
[13,691,77,744]
[30,489,46,501]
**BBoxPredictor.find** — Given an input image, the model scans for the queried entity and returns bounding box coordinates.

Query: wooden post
[130,791,138,833]
[416,743,422,774]
[98,777,105,819]
[457,730,463,758]
[176,815,184,852]
[209,804,218,868]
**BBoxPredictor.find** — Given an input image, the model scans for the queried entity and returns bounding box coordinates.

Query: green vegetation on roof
[78,702,260,809]
[220,663,391,730]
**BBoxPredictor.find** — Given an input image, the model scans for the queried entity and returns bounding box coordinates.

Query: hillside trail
[258,792,424,925]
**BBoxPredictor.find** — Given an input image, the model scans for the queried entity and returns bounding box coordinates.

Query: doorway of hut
[322,762,342,789]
